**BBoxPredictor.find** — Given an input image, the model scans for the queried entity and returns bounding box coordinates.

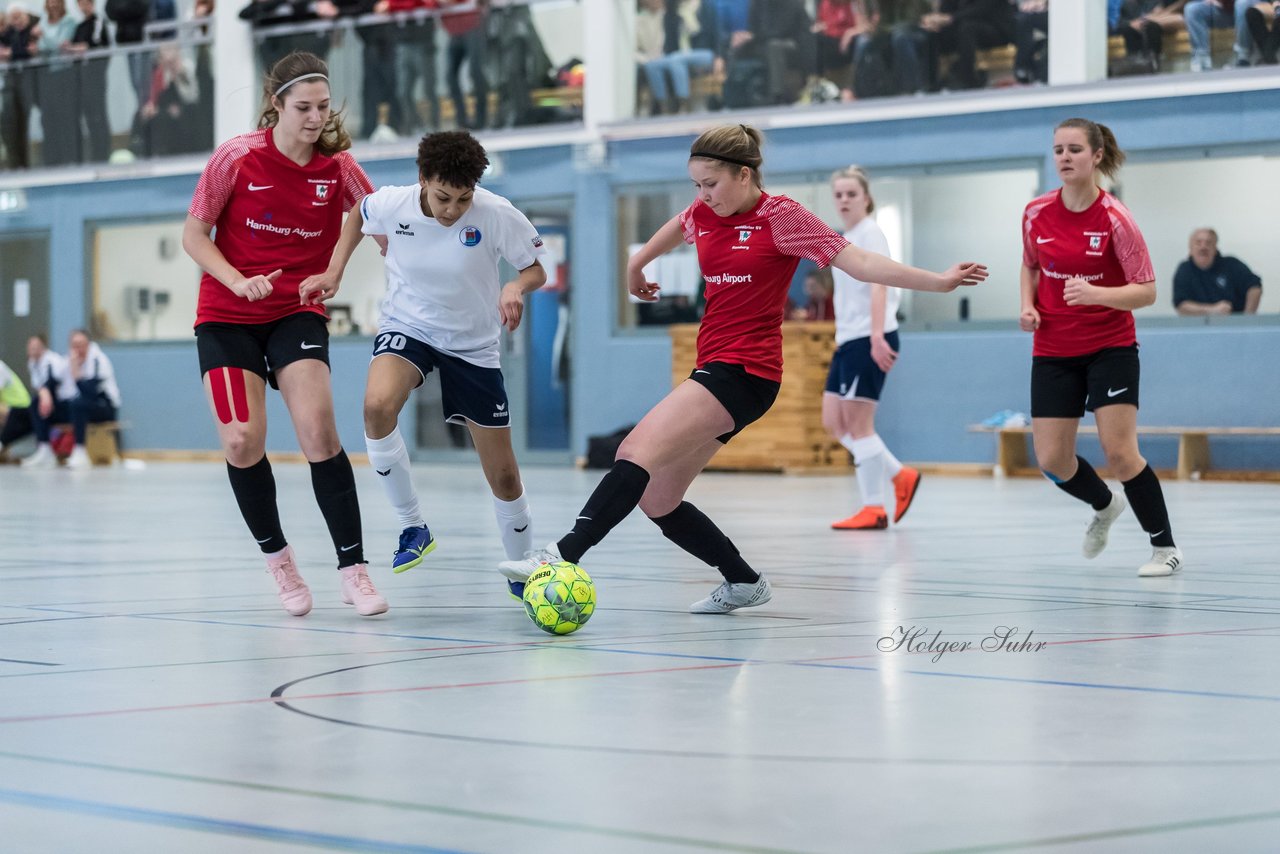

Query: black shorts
[824,331,900,402]
[688,362,780,444]
[1031,345,1140,419]
[196,312,330,390]
[372,331,510,429]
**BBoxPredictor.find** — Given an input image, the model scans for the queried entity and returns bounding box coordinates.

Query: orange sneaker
[832,506,889,530]
[892,467,921,524]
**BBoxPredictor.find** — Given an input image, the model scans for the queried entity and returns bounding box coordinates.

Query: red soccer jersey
[188,127,373,327]
[678,193,849,382]
[1022,188,1154,358]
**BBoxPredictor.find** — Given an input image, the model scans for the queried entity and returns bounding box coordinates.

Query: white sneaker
[498,543,561,582]
[65,446,90,469]
[1138,546,1183,577]
[690,576,772,614]
[21,443,56,469]
[1190,53,1211,72]
[1082,491,1126,559]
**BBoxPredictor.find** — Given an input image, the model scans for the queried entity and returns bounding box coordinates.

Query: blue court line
[795,661,1280,703]
[0,658,59,666]
[0,787,469,853]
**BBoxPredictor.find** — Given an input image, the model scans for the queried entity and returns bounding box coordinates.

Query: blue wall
[5,88,1279,464]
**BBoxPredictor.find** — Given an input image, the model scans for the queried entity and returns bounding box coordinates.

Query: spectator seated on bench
[56,329,121,469]
[21,333,77,469]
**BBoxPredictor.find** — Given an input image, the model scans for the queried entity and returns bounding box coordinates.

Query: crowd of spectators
[0,0,211,169]
[2,0,1277,172]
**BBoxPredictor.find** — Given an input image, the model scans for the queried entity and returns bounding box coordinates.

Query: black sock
[651,501,759,584]
[556,459,650,564]
[310,449,365,568]
[227,456,287,554]
[1053,456,1113,511]
[1122,464,1175,548]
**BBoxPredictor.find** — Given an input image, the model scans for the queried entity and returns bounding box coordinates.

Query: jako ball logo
[460,226,482,247]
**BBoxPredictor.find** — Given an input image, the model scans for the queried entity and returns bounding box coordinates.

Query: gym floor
[2,462,1277,853]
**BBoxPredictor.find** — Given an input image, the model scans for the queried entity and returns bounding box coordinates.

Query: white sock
[847,434,888,507]
[365,427,425,530]
[880,445,903,478]
[492,490,533,560]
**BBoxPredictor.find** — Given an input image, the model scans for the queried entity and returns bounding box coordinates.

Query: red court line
[798,625,1279,664]
[0,661,747,725]
[4,625,1272,725]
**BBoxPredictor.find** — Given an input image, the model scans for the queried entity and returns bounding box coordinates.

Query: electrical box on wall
[124,286,152,318]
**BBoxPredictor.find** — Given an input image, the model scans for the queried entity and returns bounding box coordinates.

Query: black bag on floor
[721,58,769,109]
[585,425,634,469]
[853,35,895,99]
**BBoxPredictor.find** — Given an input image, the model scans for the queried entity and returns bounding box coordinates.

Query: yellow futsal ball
[522,561,596,635]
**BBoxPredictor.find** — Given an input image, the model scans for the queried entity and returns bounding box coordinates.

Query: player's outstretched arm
[500,261,548,332]
[1019,264,1040,332]
[626,215,685,302]
[182,214,279,302]
[300,203,368,305]
[831,243,987,293]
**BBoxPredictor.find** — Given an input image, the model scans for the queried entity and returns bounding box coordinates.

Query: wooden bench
[49,420,123,466]
[969,424,1280,481]
[974,28,1237,82]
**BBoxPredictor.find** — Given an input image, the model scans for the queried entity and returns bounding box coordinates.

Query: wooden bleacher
[969,424,1280,482]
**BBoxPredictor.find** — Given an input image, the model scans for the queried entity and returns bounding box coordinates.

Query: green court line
[0,750,810,854]
[921,808,1280,853]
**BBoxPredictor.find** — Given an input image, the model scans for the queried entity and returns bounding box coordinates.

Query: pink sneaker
[340,564,389,616]
[266,546,312,616]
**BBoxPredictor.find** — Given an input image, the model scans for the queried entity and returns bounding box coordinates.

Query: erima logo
[496,402,507,411]
[396,222,415,236]
[376,469,390,476]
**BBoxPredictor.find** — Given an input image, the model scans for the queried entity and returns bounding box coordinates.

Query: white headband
[275,73,328,97]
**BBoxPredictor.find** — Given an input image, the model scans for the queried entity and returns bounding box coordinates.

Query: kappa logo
[395,222,415,236]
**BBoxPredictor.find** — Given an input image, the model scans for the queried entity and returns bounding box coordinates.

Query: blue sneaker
[507,580,525,602]
[391,524,436,573]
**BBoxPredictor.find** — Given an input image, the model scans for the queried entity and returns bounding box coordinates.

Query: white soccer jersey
[360,185,543,368]
[832,216,901,345]
[28,350,77,401]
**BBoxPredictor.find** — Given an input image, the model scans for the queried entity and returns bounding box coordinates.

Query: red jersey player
[499,124,987,614]
[182,51,388,618]
[1020,117,1182,578]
